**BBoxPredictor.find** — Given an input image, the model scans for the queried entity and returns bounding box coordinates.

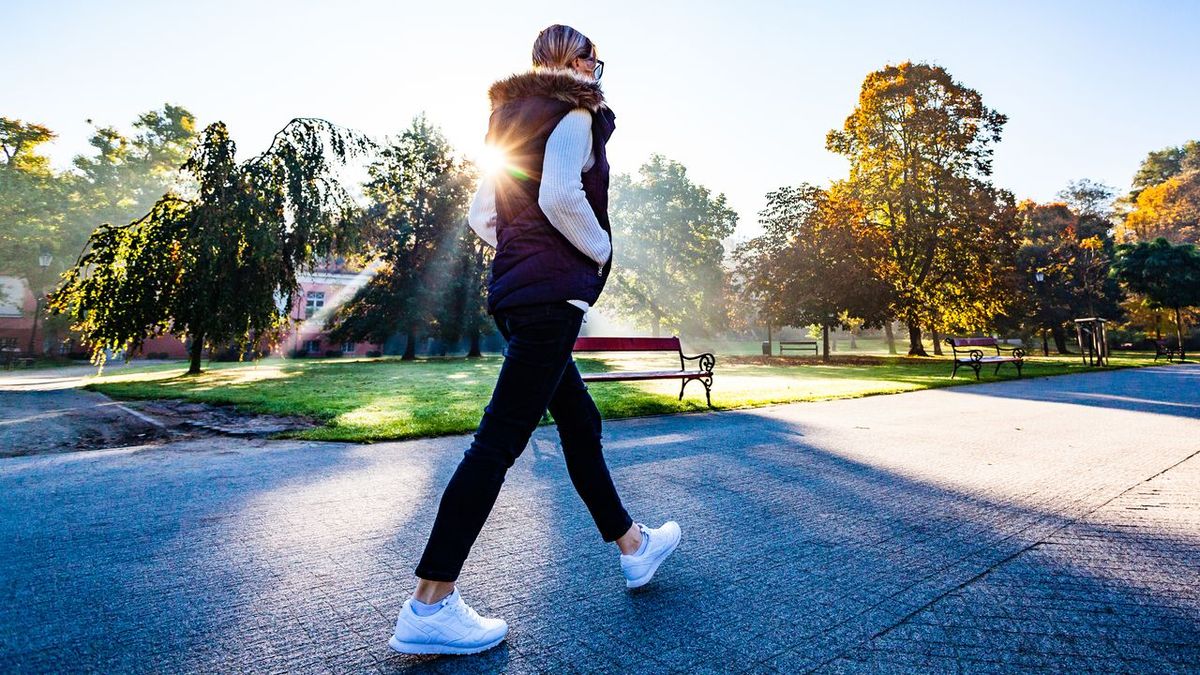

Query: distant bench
[0,349,35,370]
[1155,340,1180,362]
[944,337,1025,380]
[573,336,715,407]
[778,340,818,356]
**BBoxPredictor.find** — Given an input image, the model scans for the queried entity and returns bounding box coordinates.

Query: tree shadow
[936,363,1200,420]
[3,370,1198,671]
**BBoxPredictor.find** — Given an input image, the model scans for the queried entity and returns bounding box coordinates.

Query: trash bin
[761,341,771,356]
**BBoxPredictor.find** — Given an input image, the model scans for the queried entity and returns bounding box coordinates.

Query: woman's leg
[414,304,584,587]
[545,360,635,544]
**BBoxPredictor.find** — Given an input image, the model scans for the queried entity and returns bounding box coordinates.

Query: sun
[476,144,509,176]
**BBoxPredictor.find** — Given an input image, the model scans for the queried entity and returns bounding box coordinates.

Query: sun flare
[475,144,509,176]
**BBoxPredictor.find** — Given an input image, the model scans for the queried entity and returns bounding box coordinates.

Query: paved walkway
[2,365,1198,673]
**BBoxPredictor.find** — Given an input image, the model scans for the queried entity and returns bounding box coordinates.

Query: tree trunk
[830,328,837,352]
[931,327,943,356]
[1051,324,1070,354]
[1041,329,1049,357]
[907,320,928,357]
[1176,306,1187,361]
[402,328,416,361]
[651,313,661,338]
[467,332,482,358]
[766,323,772,356]
[884,321,897,355]
[849,330,857,350]
[822,324,831,363]
[187,333,204,375]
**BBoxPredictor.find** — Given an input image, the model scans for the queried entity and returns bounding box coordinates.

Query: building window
[305,291,325,319]
[341,342,357,354]
[0,337,17,350]
[303,339,321,354]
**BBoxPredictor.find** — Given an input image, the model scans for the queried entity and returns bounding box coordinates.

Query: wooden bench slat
[581,370,708,382]
[947,337,998,347]
[573,336,681,352]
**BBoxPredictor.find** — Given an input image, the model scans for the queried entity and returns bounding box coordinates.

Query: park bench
[778,340,819,356]
[944,337,1025,380]
[0,349,35,370]
[1155,339,1179,362]
[573,336,715,407]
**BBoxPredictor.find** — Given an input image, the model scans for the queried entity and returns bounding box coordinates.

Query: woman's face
[571,50,602,81]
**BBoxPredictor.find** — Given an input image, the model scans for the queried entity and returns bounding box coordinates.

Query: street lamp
[1034,268,1048,356]
[27,251,52,356]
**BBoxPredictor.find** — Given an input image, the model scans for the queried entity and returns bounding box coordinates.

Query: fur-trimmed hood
[488,68,607,112]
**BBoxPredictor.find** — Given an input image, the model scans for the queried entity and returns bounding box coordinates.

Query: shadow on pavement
[1,366,1198,672]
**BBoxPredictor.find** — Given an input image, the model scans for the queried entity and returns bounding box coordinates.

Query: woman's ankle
[414,579,456,604]
[615,523,643,555]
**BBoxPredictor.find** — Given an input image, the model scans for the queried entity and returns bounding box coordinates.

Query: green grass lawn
[84,348,1163,443]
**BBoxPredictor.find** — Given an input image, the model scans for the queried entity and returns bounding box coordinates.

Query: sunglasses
[579,54,605,80]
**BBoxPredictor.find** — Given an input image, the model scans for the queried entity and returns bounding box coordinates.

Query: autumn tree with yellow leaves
[827,62,1019,355]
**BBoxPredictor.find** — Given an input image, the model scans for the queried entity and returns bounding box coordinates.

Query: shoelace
[448,596,483,624]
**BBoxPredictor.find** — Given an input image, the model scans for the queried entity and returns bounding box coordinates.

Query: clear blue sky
[8,0,1199,239]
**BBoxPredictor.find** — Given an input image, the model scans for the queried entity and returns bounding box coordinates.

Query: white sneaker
[620,521,682,588]
[388,589,508,656]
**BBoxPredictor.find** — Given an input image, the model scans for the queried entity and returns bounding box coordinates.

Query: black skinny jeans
[415,302,634,582]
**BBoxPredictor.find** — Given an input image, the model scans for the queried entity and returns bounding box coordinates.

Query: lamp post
[26,251,53,356]
[1034,269,1049,356]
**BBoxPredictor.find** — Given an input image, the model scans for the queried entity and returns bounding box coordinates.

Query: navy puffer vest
[483,69,616,314]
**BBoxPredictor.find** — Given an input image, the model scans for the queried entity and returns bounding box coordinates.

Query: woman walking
[388,25,681,656]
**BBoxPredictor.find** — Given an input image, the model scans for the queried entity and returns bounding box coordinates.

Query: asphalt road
[1,365,1198,673]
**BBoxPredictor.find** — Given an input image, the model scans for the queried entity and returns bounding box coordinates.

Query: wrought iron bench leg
[951,361,959,379]
[972,363,981,380]
[679,375,715,408]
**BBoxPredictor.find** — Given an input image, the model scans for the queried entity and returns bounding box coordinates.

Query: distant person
[388,24,681,656]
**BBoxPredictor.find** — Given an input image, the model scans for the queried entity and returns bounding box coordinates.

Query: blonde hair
[532,24,595,69]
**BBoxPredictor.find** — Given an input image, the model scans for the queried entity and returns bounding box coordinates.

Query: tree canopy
[48,118,370,373]
[827,61,1017,355]
[606,155,737,337]
[328,115,478,359]
[735,184,890,357]
[1110,237,1200,360]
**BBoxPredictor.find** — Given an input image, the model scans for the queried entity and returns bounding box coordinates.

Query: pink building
[0,260,380,361]
[279,263,384,358]
[0,276,37,355]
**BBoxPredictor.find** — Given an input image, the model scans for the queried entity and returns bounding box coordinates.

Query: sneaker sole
[624,532,681,589]
[388,633,506,656]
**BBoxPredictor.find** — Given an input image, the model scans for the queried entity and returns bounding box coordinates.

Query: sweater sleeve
[538,109,611,266]
[467,174,498,248]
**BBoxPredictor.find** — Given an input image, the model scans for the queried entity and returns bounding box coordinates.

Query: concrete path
[1,365,1198,673]
[0,364,171,456]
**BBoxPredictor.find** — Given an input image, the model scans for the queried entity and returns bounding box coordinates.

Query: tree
[1131,140,1200,194]
[734,184,891,361]
[827,62,1016,355]
[1058,179,1116,225]
[607,155,737,337]
[329,115,475,359]
[65,104,198,259]
[1119,170,1200,244]
[0,118,66,281]
[1110,238,1200,361]
[49,118,369,374]
[1004,200,1123,354]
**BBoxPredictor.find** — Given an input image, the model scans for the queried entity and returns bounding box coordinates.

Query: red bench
[944,337,1025,380]
[572,336,715,407]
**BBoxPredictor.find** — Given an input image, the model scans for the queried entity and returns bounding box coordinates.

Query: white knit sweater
[468,109,611,313]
